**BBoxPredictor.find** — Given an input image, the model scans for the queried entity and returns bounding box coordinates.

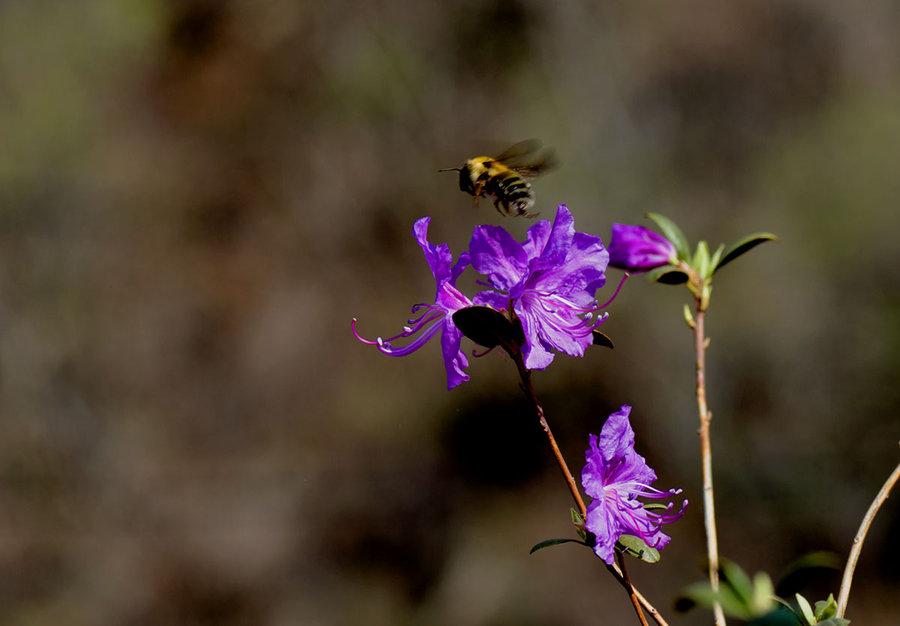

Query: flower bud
[608,223,677,272]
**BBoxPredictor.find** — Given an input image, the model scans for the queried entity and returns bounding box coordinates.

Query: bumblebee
[440,140,555,217]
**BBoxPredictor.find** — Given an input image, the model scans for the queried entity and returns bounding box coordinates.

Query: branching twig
[836,452,900,618]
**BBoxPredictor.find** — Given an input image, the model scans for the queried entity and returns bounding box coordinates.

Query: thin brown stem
[514,358,587,516]
[836,454,900,618]
[513,353,668,625]
[617,551,650,626]
[603,560,669,626]
[694,307,725,626]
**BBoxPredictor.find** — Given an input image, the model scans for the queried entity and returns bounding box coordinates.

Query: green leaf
[680,565,783,621]
[721,560,756,605]
[795,594,816,625]
[529,537,586,554]
[710,583,754,620]
[648,266,689,285]
[683,303,696,328]
[772,597,795,613]
[592,330,614,349]
[452,306,521,352]
[751,572,775,615]
[570,508,587,541]
[616,534,660,563]
[645,212,690,259]
[694,240,711,279]
[815,594,838,621]
[714,233,778,273]
[709,243,725,272]
[676,583,728,616]
[815,619,850,626]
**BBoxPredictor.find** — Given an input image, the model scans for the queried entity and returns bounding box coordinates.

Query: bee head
[439,165,475,194]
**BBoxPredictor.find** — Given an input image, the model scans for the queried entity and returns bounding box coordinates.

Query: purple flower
[581,405,687,564]
[468,204,610,370]
[608,223,677,272]
[353,217,473,389]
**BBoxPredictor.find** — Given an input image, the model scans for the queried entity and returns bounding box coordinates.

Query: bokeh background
[2,0,899,624]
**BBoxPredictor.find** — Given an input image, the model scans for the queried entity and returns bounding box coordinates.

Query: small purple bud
[608,224,677,273]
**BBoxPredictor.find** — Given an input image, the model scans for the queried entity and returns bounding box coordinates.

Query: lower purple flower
[581,405,687,564]
[352,217,473,389]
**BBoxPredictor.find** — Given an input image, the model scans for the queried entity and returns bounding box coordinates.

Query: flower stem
[513,354,668,626]
[693,306,725,626]
[836,453,900,618]
[514,359,587,517]
[617,551,650,626]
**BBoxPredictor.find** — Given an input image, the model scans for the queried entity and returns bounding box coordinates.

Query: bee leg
[472,183,484,206]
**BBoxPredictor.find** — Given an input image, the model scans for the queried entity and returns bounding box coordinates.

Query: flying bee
[440,140,556,217]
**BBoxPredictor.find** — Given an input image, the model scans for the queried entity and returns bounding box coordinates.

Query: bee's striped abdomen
[486,170,534,217]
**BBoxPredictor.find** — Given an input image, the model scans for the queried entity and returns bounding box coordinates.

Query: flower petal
[585,499,618,564]
[530,204,575,270]
[469,224,528,292]
[414,217,454,287]
[440,321,469,389]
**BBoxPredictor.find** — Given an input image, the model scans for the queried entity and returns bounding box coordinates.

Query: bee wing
[508,148,558,178]
[493,139,542,165]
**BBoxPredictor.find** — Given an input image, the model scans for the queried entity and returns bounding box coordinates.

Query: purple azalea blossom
[608,223,677,272]
[581,405,687,564]
[352,217,473,389]
[468,204,610,370]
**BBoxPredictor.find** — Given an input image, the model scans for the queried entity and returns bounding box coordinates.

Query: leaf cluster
[643,213,776,311]
[677,559,849,625]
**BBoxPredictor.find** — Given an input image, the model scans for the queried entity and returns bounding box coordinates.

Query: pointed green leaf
[648,266,689,285]
[772,597,795,613]
[683,304,696,328]
[714,233,778,273]
[721,561,755,605]
[814,619,850,625]
[677,581,752,620]
[815,594,838,621]
[570,508,584,525]
[616,534,660,563]
[592,331,614,349]
[570,508,587,541]
[529,537,586,554]
[795,594,816,625]
[675,583,715,613]
[694,240,711,279]
[710,243,725,272]
[751,572,775,615]
[712,583,755,619]
[645,212,690,259]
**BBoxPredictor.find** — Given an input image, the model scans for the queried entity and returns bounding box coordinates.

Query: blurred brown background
[1,0,899,624]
